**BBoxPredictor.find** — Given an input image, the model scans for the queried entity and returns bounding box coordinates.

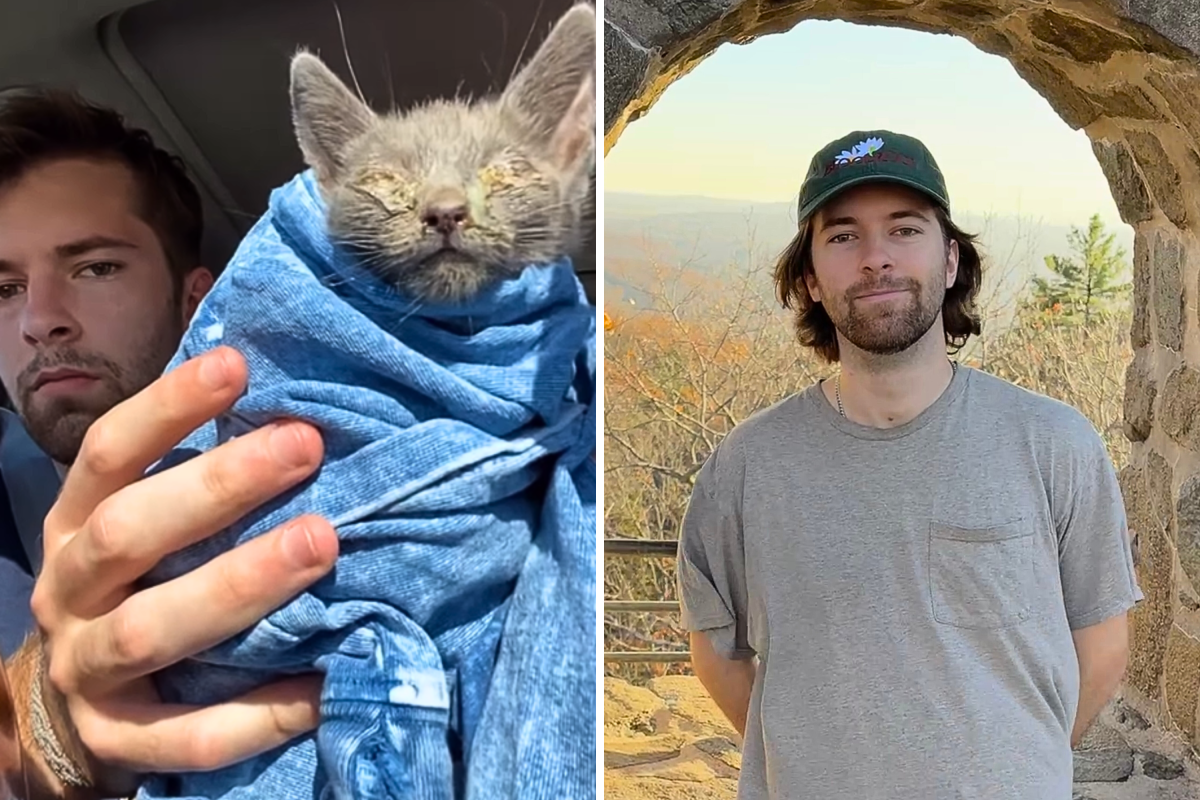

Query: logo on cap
[823,136,916,176]
[834,136,885,164]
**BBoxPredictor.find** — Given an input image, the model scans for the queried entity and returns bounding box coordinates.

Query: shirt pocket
[928,517,1034,629]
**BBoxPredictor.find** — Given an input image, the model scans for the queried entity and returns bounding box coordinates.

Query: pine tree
[1031,213,1131,326]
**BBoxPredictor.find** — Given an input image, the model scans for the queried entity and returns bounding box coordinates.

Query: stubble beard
[13,306,184,466]
[826,261,948,357]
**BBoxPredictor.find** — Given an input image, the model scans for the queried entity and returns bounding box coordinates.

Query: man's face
[805,182,959,357]
[0,158,208,464]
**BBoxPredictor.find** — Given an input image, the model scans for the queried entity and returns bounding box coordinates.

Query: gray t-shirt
[677,365,1143,799]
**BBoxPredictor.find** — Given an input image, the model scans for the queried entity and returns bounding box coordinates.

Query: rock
[1091,139,1154,224]
[606,0,733,50]
[648,675,739,738]
[1141,750,1186,780]
[1177,472,1200,590]
[1114,698,1152,732]
[1128,132,1189,227]
[1092,84,1162,121]
[1011,56,1099,131]
[1027,9,1139,63]
[606,677,670,736]
[604,20,651,133]
[606,733,689,768]
[1121,0,1200,60]
[1153,231,1186,351]
[1128,525,1178,698]
[1073,723,1134,782]
[1123,350,1156,443]
[1162,626,1200,743]
[1071,792,1098,800]
[1131,234,1150,349]
[1160,366,1200,451]
[692,736,742,770]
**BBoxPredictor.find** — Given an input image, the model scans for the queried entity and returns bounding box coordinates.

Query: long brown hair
[773,203,983,364]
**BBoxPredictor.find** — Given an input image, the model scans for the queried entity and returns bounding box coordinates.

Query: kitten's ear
[290,51,376,186]
[502,3,596,173]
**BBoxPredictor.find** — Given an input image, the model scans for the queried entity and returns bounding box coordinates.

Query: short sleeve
[676,436,753,660]
[1056,430,1144,631]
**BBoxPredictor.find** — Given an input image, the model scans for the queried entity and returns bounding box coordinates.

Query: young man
[0,89,336,799]
[677,130,1142,799]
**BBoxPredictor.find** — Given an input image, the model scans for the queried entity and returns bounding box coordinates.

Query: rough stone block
[1141,749,1187,779]
[1123,350,1156,443]
[1162,625,1200,742]
[925,0,1008,24]
[968,27,1013,58]
[1152,231,1186,351]
[1072,723,1134,782]
[1128,525,1177,697]
[1178,472,1200,590]
[604,20,651,134]
[1119,463,1150,569]
[1092,84,1161,121]
[1131,234,1151,349]
[1027,9,1139,63]
[1145,70,1200,144]
[1091,139,1154,224]
[1127,132,1189,228]
[1146,451,1176,540]
[1010,56,1099,131]
[1161,366,1200,452]
[606,0,733,51]
[1121,0,1200,61]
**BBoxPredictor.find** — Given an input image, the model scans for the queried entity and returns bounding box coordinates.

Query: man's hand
[16,346,339,797]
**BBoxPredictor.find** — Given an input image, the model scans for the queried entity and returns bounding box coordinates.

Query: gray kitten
[289,3,596,303]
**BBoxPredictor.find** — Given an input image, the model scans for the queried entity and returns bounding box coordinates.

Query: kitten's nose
[421,192,469,236]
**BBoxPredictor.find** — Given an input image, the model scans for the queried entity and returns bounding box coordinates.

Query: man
[0,89,336,799]
[677,130,1142,799]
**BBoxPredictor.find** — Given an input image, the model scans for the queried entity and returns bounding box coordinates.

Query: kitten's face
[290,4,595,303]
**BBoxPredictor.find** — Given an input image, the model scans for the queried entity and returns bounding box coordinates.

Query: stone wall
[604,0,1200,749]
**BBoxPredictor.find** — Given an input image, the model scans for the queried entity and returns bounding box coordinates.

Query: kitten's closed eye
[353,170,418,217]
[479,160,545,196]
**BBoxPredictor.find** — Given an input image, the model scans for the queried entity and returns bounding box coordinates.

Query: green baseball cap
[796,130,950,225]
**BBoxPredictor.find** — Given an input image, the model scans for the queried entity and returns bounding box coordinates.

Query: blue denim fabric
[135,170,596,800]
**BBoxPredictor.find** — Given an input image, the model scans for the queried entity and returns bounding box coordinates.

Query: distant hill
[603,192,1135,329]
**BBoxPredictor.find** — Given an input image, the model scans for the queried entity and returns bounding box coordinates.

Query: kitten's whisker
[332,0,367,105]
[508,0,547,86]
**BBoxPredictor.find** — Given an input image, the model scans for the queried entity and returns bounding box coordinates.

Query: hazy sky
[604,20,1125,229]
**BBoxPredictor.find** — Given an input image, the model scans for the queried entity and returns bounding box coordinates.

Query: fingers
[63,516,338,696]
[45,347,249,550]
[74,675,323,774]
[49,420,325,619]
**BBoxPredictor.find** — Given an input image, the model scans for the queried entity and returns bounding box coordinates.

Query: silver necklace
[836,360,958,418]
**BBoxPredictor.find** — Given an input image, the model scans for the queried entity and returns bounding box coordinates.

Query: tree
[1030,213,1131,326]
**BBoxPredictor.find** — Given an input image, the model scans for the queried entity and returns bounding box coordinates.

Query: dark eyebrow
[818,208,932,233]
[0,236,139,275]
[55,235,139,259]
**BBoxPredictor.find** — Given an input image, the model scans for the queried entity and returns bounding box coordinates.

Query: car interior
[0,0,597,407]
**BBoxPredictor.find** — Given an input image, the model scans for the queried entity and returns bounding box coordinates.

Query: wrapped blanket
[136,169,596,800]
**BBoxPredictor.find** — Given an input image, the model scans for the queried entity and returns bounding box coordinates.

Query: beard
[821,262,948,356]
[13,313,184,465]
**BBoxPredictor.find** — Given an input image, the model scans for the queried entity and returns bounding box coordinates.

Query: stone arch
[604,0,1200,747]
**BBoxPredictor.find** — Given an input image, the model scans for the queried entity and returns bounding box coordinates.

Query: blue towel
[136,170,596,800]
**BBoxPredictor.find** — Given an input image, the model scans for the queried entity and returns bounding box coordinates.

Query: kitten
[289,2,596,303]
